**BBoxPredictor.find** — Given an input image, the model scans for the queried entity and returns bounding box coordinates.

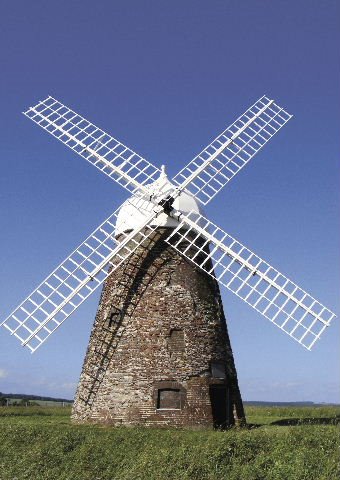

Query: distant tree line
[0,392,72,403]
[0,396,39,406]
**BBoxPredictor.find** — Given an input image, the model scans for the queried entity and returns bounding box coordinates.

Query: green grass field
[0,405,339,480]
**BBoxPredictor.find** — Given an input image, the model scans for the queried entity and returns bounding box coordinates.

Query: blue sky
[0,0,339,403]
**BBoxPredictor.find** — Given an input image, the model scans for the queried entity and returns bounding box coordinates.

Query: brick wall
[72,228,245,428]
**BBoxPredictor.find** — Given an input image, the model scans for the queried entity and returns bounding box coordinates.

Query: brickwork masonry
[72,229,245,428]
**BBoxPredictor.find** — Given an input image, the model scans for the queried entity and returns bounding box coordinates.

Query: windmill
[1,95,336,428]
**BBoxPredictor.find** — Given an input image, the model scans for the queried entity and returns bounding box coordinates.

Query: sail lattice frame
[1,198,159,352]
[1,93,335,353]
[166,211,335,349]
[23,96,160,194]
[173,95,292,205]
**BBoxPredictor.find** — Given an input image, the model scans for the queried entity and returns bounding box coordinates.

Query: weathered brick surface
[72,229,245,428]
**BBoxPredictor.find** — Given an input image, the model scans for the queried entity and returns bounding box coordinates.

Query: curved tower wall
[72,228,245,428]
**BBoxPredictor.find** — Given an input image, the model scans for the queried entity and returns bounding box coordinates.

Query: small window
[211,362,226,379]
[168,329,185,354]
[157,389,182,409]
[107,306,122,326]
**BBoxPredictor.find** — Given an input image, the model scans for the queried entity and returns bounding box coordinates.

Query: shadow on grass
[243,415,340,429]
[270,416,340,426]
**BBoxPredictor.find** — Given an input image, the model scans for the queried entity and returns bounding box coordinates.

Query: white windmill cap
[115,165,203,235]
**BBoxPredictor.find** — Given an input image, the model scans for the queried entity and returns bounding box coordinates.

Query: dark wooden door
[209,385,230,429]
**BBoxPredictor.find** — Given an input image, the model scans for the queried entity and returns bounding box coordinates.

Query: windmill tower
[72,169,245,427]
[1,95,336,429]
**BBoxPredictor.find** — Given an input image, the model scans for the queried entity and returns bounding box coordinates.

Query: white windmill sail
[173,95,292,205]
[23,96,161,194]
[1,94,335,353]
[1,197,161,352]
[165,210,336,350]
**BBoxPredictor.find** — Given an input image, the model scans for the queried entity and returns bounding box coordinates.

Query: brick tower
[72,171,245,428]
